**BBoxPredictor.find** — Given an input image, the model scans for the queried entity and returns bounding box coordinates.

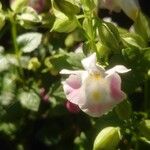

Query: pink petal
[62,75,86,106]
[67,88,85,106]
[66,75,81,89]
[65,100,80,113]
[80,102,114,117]
[106,73,126,101]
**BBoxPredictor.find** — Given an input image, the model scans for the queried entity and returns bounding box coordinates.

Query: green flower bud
[93,127,122,150]
[98,21,121,52]
[139,120,150,140]
[28,57,41,71]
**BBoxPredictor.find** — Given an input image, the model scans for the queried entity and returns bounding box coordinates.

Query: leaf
[134,12,150,42]
[17,32,42,53]
[18,90,40,111]
[121,33,146,49]
[0,12,5,30]
[66,52,84,68]
[17,7,42,29]
[52,0,80,16]
[0,55,10,72]
[51,14,78,33]
[10,0,28,12]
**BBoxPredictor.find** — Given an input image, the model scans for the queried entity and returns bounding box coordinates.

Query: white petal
[116,0,139,20]
[81,53,98,72]
[106,65,131,74]
[60,69,84,75]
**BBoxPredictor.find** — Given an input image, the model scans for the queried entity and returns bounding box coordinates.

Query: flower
[60,53,131,117]
[100,0,140,21]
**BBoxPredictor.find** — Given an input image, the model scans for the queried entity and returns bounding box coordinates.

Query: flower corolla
[100,0,140,21]
[60,53,131,117]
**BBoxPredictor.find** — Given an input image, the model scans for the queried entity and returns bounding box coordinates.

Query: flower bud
[139,120,150,140]
[98,21,121,52]
[65,100,80,113]
[29,0,46,13]
[93,127,122,150]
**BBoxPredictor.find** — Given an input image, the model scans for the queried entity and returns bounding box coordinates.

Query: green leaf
[0,73,16,106]
[0,122,17,138]
[17,7,42,29]
[121,33,146,49]
[0,54,10,72]
[10,0,28,12]
[143,48,150,62]
[134,12,150,42]
[66,52,84,68]
[51,0,80,16]
[51,14,78,33]
[19,90,40,111]
[139,120,150,140]
[115,100,132,120]
[17,32,42,53]
[0,12,5,30]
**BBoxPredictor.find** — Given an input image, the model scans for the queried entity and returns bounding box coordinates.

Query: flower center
[92,90,101,102]
[85,73,103,103]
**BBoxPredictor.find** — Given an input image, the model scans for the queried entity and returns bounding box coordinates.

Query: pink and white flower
[100,0,140,21]
[60,53,131,117]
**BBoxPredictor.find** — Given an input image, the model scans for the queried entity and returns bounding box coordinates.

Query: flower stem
[9,12,23,78]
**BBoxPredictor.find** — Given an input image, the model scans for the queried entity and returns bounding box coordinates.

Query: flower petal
[117,0,139,20]
[66,75,81,89]
[106,73,126,101]
[60,69,84,75]
[80,102,114,117]
[106,65,131,74]
[67,88,86,106]
[100,0,121,12]
[81,53,98,72]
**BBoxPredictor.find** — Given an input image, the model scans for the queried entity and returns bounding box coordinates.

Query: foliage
[0,0,150,149]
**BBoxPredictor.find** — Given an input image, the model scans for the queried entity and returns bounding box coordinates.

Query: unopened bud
[93,127,122,150]
[65,100,80,113]
[98,21,121,52]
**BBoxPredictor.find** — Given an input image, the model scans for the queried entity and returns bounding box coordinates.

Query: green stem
[87,12,99,58]
[9,12,23,78]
